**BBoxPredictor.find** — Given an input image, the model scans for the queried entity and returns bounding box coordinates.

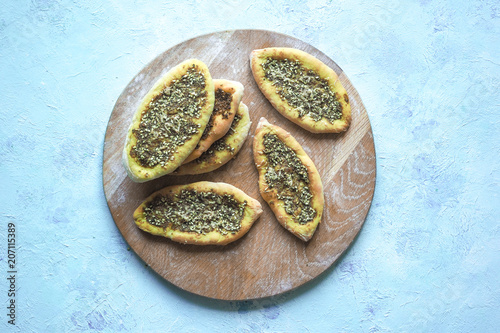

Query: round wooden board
[103,30,376,300]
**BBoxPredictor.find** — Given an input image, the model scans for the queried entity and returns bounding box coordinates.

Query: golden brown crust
[182,79,244,164]
[122,59,215,182]
[253,117,324,241]
[250,47,351,134]
[133,181,263,246]
[174,102,251,175]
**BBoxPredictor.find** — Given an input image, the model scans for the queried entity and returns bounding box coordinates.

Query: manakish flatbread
[133,181,263,245]
[123,59,215,182]
[250,47,351,134]
[253,117,324,241]
[182,79,244,164]
[174,102,251,175]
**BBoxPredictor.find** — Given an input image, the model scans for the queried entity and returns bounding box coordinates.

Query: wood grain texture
[102,30,376,300]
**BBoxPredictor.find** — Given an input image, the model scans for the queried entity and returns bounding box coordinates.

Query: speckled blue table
[1,1,499,332]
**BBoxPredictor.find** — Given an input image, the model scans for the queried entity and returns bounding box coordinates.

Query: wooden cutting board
[103,29,376,300]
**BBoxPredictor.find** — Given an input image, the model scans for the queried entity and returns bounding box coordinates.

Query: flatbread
[182,79,244,164]
[133,181,263,245]
[123,59,215,182]
[174,102,251,175]
[253,117,324,241]
[250,47,351,133]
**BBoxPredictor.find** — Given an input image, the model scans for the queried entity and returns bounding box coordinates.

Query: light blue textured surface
[1,0,499,332]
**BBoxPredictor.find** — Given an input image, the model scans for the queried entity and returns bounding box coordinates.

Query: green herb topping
[131,65,208,168]
[261,58,342,123]
[143,189,246,235]
[262,133,316,224]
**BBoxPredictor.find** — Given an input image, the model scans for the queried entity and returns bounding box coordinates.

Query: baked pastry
[174,102,251,175]
[123,59,215,182]
[253,117,324,241]
[133,181,263,245]
[250,47,351,133]
[182,79,244,164]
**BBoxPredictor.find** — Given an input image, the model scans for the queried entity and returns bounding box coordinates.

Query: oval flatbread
[174,102,251,175]
[253,117,324,241]
[250,47,351,133]
[182,79,244,164]
[123,59,215,182]
[133,181,263,245]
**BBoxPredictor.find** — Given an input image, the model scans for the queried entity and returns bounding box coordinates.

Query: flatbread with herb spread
[182,79,244,164]
[174,102,251,175]
[133,181,263,245]
[253,117,324,241]
[250,47,351,133]
[123,59,215,182]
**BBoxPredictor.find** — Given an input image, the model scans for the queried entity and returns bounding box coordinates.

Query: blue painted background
[1,0,499,332]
